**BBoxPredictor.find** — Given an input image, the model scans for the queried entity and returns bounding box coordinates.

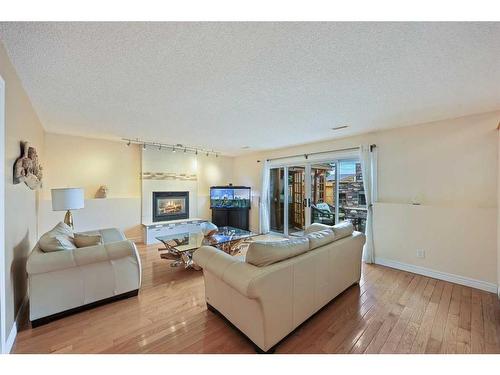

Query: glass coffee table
[156,226,257,269]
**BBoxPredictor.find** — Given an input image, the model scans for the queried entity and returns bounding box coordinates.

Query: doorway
[267,157,366,237]
[269,167,285,234]
[287,166,307,235]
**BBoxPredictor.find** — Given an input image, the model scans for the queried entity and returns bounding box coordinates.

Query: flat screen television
[210,186,251,209]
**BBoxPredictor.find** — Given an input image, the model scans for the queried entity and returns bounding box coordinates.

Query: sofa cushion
[74,233,103,248]
[245,237,309,267]
[333,221,354,240]
[304,223,332,235]
[77,228,126,244]
[38,222,76,252]
[304,221,355,240]
[306,229,335,250]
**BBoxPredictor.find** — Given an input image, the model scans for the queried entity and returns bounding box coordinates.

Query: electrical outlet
[416,249,425,258]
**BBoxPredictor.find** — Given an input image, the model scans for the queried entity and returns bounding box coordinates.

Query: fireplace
[152,191,189,222]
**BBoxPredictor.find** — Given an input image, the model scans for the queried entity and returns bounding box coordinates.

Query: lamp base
[64,210,74,229]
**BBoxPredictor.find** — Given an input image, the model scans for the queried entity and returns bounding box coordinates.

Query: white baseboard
[374,257,498,294]
[3,296,28,354]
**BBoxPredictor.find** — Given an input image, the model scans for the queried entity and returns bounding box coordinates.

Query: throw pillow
[304,222,332,234]
[39,222,76,252]
[245,237,309,267]
[332,221,354,240]
[74,233,103,248]
[306,229,335,250]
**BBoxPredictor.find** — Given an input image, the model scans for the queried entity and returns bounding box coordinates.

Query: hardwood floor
[13,242,500,354]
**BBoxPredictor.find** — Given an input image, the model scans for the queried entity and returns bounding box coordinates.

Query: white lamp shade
[51,188,85,211]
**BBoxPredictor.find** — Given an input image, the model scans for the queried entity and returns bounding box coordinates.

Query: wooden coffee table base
[159,238,251,269]
[159,248,200,270]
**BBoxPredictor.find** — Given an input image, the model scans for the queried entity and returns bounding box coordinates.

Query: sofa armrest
[27,240,139,275]
[193,246,270,298]
[193,246,239,278]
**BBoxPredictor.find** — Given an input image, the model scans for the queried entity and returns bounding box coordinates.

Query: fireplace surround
[152,191,189,222]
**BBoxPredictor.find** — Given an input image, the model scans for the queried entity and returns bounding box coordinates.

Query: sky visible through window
[326,160,357,180]
[340,161,356,177]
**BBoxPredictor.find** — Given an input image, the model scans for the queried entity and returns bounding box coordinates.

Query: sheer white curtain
[359,145,377,263]
[259,160,271,234]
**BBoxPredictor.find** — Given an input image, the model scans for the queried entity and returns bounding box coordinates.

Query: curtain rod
[265,144,376,162]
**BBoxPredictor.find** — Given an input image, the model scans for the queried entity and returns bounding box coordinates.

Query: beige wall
[1,42,45,335]
[40,133,142,239]
[233,111,500,287]
[40,134,234,240]
[42,133,141,200]
[196,155,234,219]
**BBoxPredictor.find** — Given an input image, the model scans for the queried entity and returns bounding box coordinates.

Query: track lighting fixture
[123,138,218,157]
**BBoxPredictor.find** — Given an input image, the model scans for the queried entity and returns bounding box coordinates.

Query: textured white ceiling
[0,22,499,155]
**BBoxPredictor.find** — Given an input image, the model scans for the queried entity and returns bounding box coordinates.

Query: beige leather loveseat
[193,222,365,353]
[27,224,142,326]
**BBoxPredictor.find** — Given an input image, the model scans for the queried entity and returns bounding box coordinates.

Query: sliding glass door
[268,157,366,236]
[287,166,308,236]
[337,160,367,232]
[310,162,336,227]
[269,167,285,234]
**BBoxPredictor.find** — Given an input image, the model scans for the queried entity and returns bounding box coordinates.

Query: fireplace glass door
[153,191,189,222]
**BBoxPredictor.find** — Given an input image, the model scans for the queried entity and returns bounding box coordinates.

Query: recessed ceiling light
[331,125,349,131]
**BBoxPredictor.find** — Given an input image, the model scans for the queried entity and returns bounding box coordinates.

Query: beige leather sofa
[27,228,142,326]
[193,223,365,352]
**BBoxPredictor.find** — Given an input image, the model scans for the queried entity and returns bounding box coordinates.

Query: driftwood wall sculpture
[13,141,43,190]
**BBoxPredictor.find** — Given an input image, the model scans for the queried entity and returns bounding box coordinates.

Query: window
[338,160,366,232]
[268,155,367,235]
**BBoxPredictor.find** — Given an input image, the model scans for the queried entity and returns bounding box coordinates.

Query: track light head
[172,147,176,153]
[126,140,131,146]
[143,143,146,150]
